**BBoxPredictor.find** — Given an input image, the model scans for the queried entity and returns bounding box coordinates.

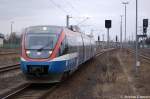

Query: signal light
[143,27,147,33]
[143,19,148,28]
[105,20,112,28]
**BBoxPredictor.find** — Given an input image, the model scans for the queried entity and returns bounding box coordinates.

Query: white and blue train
[20,25,96,83]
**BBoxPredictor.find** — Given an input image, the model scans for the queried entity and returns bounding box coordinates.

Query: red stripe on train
[50,31,65,59]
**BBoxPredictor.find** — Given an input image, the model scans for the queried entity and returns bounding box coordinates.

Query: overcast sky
[0,0,149,41]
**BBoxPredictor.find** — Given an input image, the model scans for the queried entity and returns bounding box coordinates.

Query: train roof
[25,25,64,34]
[24,25,93,39]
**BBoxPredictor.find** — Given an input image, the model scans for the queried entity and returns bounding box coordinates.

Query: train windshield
[25,33,57,50]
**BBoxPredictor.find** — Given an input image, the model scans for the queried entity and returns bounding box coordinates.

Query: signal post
[105,20,112,48]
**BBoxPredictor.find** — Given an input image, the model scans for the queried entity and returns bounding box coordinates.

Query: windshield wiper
[37,42,51,51]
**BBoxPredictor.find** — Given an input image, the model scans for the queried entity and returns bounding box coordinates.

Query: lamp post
[10,21,14,34]
[120,15,123,49]
[135,0,139,74]
[10,21,14,48]
[122,1,129,42]
[66,15,72,28]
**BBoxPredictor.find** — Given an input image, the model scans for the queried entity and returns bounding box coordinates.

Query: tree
[10,32,20,44]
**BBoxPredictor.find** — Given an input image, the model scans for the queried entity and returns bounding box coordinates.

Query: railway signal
[143,19,148,28]
[143,27,147,34]
[143,19,148,34]
[105,20,111,28]
[105,20,112,48]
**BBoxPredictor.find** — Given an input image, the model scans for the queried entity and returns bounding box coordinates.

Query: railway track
[1,83,58,99]
[127,49,150,63]
[0,48,116,99]
[0,63,20,73]
[139,49,150,58]
[96,48,115,57]
[0,52,18,56]
[0,83,30,99]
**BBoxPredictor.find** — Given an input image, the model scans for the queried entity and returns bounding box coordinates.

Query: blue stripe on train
[20,58,77,74]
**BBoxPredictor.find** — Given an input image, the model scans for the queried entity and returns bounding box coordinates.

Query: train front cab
[21,26,65,83]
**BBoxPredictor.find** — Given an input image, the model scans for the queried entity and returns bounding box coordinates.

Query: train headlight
[21,57,26,61]
[49,51,52,54]
[26,50,31,54]
[37,52,41,55]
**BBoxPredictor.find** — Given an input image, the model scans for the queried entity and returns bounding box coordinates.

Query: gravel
[46,49,134,99]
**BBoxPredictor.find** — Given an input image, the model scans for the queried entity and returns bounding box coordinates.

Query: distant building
[0,33,4,47]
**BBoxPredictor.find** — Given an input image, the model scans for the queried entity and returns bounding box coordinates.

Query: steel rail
[96,48,116,57]
[1,83,59,99]
[128,49,150,63]
[0,83,30,99]
[0,63,20,73]
[0,52,18,55]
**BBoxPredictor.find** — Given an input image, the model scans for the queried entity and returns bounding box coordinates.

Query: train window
[58,37,69,56]
[25,33,57,50]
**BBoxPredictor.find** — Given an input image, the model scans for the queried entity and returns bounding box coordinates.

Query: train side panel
[62,29,84,72]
